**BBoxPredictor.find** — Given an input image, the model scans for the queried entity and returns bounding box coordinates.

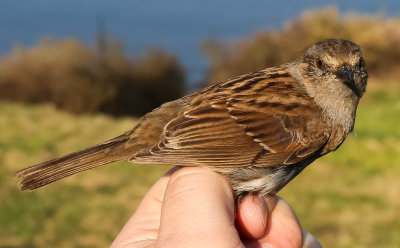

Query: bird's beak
[336,66,361,97]
[336,66,354,82]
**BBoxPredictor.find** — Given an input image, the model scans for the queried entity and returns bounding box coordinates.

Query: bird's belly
[214,162,310,197]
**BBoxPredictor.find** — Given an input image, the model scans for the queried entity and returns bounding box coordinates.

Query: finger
[245,196,302,248]
[235,194,272,239]
[156,167,243,248]
[260,196,302,247]
[111,166,178,248]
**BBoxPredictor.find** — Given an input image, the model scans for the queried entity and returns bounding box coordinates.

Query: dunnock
[16,38,368,196]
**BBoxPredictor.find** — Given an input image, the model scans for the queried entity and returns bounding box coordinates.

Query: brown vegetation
[0,38,185,116]
[202,7,400,84]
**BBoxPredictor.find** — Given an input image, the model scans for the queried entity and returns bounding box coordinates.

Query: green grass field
[1,80,399,247]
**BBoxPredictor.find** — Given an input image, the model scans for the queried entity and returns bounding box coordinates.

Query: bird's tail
[15,132,131,191]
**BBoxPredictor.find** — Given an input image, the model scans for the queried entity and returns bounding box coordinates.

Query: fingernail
[251,195,267,228]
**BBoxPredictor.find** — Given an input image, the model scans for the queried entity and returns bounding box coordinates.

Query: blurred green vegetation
[202,7,400,84]
[0,103,171,247]
[0,38,185,117]
[1,6,400,248]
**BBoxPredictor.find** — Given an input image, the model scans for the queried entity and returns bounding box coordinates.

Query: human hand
[111,167,322,248]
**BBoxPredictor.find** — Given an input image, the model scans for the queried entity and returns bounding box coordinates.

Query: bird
[16,38,368,197]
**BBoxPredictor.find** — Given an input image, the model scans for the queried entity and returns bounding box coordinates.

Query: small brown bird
[16,38,368,197]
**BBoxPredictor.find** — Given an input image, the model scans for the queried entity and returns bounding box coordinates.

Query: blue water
[0,0,399,85]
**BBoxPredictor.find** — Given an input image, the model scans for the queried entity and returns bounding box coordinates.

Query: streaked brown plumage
[16,38,368,196]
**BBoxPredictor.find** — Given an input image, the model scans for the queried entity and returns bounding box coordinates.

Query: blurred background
[1,0,399,247]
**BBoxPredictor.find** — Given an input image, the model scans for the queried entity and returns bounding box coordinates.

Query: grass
[0,103,170,247]
[1,80,400,247]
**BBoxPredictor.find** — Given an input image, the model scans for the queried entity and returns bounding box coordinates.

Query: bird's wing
[226,92,330,166]
[131,72,330,167]
[130,96,261,167]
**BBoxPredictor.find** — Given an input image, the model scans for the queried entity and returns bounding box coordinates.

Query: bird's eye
[316,59,324,69]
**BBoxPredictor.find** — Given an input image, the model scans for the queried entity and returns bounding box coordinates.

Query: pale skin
[111,167,322,248]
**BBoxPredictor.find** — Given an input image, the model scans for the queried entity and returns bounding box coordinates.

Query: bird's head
[297,38,368,100]
[288,38,368,128]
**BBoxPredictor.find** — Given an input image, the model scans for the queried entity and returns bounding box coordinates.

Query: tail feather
[15,134,131,191]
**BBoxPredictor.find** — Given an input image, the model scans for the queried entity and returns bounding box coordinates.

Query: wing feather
[131,70,331,168]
